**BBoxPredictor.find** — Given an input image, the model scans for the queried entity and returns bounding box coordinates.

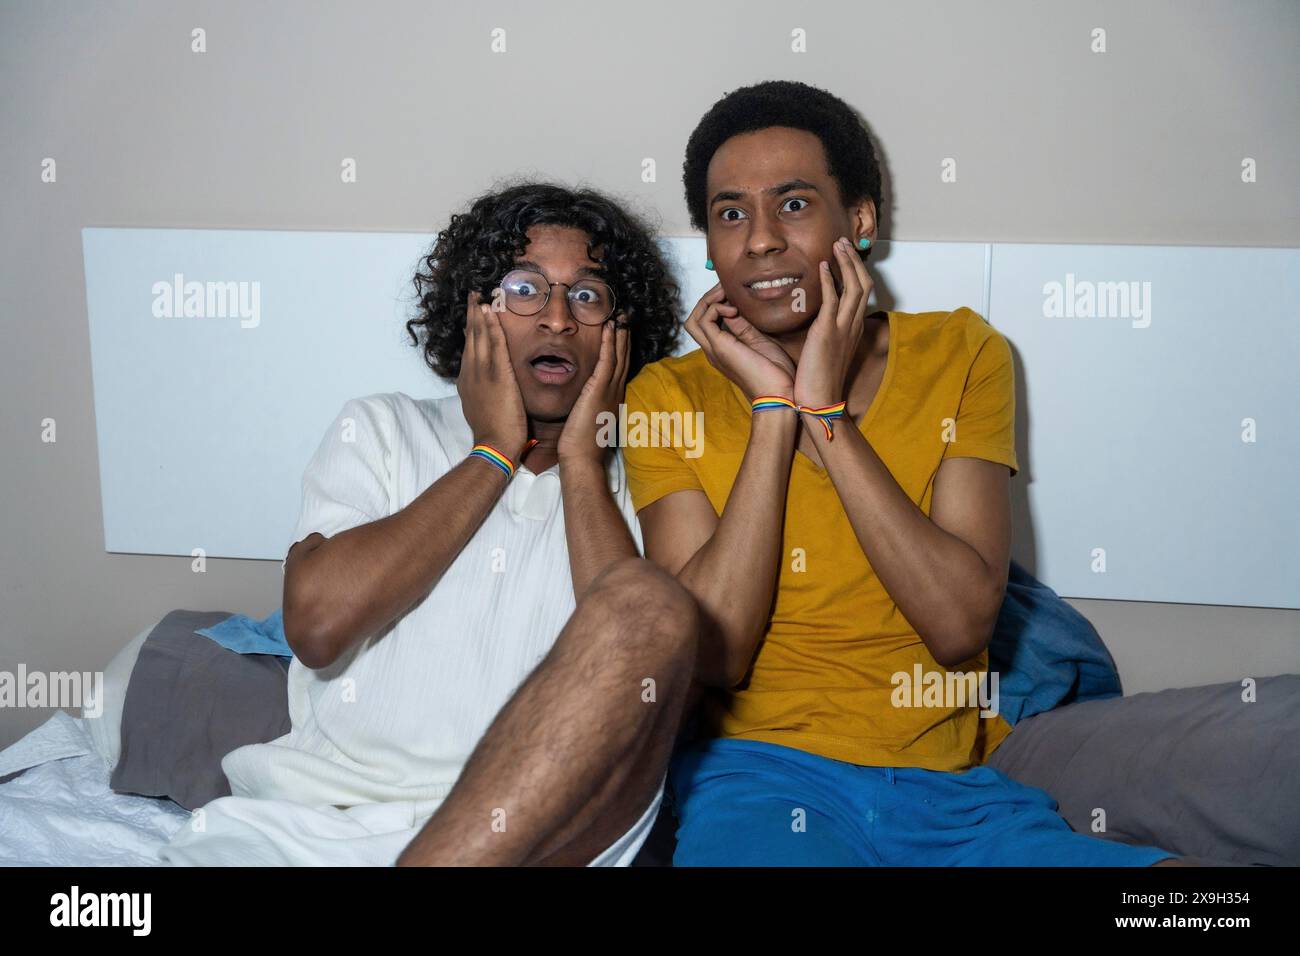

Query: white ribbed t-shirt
[222,391,644,809]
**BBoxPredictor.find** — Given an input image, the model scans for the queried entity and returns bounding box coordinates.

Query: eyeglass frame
[490,268,624,327]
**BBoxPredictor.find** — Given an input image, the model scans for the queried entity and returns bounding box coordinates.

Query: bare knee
[582,557,699,672]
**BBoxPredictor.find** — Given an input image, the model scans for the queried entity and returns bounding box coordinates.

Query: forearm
[284,456,504,667]
[559,456,639,600]
[814,424,999,666]
[676,412,798,687]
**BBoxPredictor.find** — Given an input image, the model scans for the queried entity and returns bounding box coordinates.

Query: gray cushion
[986,674,1300,865]
[110,610,292,810]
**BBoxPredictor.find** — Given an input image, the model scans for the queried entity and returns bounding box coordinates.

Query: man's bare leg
[396,556,699,866]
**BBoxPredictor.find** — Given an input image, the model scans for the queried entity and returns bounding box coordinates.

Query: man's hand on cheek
[686,283,795,401]
[793,239,873,411]
[457,290,531,463]
[558,318,629,467]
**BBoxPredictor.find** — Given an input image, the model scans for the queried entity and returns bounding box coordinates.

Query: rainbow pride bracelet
[469,438,540,480]
[796,400,848,440]
[750,394,798,414]
[750,395,849,441]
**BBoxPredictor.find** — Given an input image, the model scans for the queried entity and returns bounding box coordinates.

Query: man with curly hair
[160,182,698,867]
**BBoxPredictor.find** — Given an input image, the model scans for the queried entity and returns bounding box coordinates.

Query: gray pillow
[986,674,1300,865]
[110,610,292,811]
[82,624,152,772]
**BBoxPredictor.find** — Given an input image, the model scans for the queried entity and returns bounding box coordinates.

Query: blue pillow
[196,608,292,658]
[988,560,1122,725]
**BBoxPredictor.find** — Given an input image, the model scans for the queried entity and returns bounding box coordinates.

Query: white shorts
[587,773,665,867]
[160,773,667,867]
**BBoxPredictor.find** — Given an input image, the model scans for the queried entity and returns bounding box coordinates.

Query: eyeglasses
[493,269,618,327]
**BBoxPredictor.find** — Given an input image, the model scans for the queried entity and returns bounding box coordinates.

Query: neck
[520,418,564,472]
[771,324,811,366]
[774,312,885,389]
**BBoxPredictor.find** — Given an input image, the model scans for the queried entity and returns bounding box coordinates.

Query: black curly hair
[682,80,884,236]
[407,180,682,382]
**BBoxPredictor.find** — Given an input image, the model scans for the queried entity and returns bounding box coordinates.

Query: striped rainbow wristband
[469,438,539,480]
[750,394,798,414]
[797,400,848,440]
[750,395,849,441]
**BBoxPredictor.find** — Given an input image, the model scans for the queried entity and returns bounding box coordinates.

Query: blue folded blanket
[195,560,1122,723]
[196,608,292,658]
[988,559,1122,725]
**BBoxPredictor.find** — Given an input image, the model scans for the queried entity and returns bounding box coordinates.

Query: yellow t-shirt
[623,307,1020,772]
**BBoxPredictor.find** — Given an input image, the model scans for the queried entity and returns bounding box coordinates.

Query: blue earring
[857,237,871,250]
[705,258,714,271]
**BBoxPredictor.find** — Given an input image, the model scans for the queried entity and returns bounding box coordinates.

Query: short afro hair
[682,80,884,234]
[407,180,682,382]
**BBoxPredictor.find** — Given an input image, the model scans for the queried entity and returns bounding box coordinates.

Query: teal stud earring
[857,237,871,250]
[705,258,715,271]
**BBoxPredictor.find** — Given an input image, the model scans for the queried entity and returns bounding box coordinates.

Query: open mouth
[528,354,578,385]
[745,274,803,299]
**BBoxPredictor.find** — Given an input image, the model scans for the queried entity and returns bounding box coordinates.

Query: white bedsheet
[0,711,662,867]
[0,712,188,866]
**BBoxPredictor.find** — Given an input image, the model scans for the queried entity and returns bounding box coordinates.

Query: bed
[0,711,189,866]
[2,612,1297,867]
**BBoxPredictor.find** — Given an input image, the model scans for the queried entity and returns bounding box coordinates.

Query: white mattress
[0,711,189,866]
[0,709,662,867]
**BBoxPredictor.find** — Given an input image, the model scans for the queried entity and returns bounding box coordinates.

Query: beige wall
[2,0,1297,747]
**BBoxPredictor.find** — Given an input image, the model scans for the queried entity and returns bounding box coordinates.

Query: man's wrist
[473,435,528,464]
[750,403,800,445]
[791,393,843,412]
[803,408,859,458]
[558,454,612,498]
[558,450,608,474]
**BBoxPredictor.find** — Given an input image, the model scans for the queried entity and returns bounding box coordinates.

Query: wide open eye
[499,270,550,315]
[568,280,614,323]
[502,271,545,297]
[569,284,604,305]
[719,207,748,222]
[781,197,809,213]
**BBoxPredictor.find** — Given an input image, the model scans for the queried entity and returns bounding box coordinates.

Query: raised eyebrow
[769,179,820,197]
[511,259,606,280]
[709,189,746,208]
[709,179,821,208]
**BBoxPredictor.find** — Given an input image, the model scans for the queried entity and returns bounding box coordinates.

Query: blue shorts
[668,737,1177,866]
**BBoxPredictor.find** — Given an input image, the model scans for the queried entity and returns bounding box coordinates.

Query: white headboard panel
[82,228,1298,608]
[987,242,1299,610]
[83,228,442,561]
